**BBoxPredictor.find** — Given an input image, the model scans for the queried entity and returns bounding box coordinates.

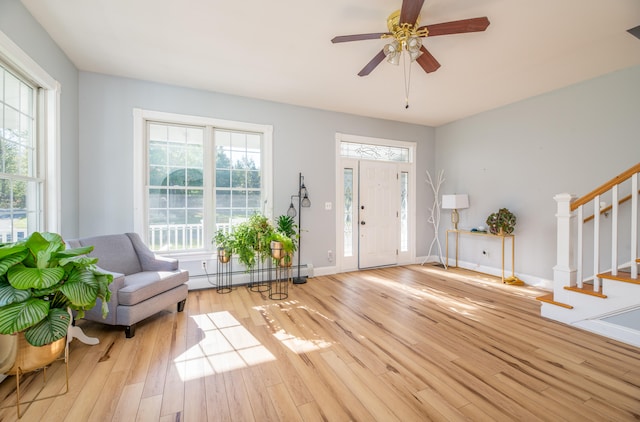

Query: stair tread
[564,284,607,298]
[536,293,574,309]
[598,270,640,285]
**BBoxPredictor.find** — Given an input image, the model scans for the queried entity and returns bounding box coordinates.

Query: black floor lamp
[287,172,310,284]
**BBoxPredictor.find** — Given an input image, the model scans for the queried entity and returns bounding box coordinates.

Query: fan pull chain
[403,51,412,109]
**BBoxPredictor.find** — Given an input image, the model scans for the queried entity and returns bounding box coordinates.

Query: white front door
[358,160,399,269]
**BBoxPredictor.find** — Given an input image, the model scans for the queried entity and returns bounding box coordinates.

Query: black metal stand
[216,256,232,294]
[249,255,270,293]
[269,261,290,300]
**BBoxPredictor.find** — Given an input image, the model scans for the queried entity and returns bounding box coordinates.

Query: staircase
[538,163,640,347]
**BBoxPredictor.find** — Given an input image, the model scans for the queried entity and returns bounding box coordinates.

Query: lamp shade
[442,194,469,210]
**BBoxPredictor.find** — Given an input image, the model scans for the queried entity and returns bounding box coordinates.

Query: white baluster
[611,186,618,276]
[577,205,583,288]
[593,195,600,292]
[632,173,638,279]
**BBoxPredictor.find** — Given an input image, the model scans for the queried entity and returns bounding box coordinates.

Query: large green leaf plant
[0,232,113,346]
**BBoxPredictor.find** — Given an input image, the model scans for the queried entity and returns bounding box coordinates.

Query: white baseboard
[574,319,640,348]
[418,255,553,290]
[186,258,553,292]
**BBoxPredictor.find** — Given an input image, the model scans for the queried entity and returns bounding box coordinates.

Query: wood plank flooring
[1,264,639,421]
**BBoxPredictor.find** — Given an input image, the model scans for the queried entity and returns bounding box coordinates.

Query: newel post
[553,193,577,291]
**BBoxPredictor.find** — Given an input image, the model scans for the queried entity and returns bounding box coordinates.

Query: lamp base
[292,276,307,285]
[451,208,460,230]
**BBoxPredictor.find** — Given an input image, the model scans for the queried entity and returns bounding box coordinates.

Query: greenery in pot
[269,215,298,266]
[213,229,235,263]
[0,232,113,346]
[232,212,275,270]
[486,208,516,235]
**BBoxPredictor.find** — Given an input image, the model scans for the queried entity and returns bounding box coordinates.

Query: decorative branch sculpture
[424,170,446,266]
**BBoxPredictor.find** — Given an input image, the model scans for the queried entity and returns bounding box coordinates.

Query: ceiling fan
[331,0,490,77]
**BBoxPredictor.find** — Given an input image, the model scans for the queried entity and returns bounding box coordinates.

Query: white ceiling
[20,0,640,127]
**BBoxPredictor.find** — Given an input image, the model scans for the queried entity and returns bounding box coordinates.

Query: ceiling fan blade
[399,0,425,24]
[419,17,490,37]
[358,50,386,77]
[331,33,391,43]
[416,46,441,73]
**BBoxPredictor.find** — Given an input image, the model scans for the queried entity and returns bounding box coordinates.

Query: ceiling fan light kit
[331,0,490,108]
[381,10,426,65]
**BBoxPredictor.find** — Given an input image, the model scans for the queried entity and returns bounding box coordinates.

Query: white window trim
[335,132,417,272]
[133,108,273,255]
[0,30,61,233]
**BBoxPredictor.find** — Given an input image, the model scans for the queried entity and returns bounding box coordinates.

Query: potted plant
[232,212,275,271]
[486,208,516,235]
[269,215,298,266]
[0,232,113,372]
[249,213,275,263]
[213,229,235,263]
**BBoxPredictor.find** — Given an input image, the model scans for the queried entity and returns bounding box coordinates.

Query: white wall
[0,0,80,237]
[77,72,436,271]
[435,65,640,284]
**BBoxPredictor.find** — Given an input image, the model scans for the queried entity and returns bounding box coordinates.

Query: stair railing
[554,163,639,293]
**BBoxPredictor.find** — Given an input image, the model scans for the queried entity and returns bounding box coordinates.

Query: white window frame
[0,30,61,233]
[133,108,273,256]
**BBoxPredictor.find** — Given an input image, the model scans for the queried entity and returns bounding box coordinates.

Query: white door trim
[335,133,416,273]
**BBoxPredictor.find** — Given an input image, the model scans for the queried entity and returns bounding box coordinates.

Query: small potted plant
[270,215,298,266]
[0,232,113,372]
[213,229,235,263]
[486,208,516,235]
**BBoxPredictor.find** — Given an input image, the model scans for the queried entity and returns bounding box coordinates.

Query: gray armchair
[67,232,189,338]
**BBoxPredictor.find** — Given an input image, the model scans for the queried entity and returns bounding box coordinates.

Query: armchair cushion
[118,270,187,306]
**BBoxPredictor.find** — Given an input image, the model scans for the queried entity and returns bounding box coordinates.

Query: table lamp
[442,194,469,230]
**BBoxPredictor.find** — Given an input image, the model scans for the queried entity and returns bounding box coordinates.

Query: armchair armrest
[126,232,179,271]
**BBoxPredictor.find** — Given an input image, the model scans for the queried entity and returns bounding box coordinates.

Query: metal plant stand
[249,255,271,293]
[216,255,232,294]
[270,260,291,300]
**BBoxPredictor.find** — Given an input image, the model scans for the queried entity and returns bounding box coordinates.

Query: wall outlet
[327,250,333,262]
[201,260,207,269]
[482,250,489,258]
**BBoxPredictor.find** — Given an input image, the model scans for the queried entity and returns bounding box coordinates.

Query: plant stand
[216,256,233,294]
[270,262,291,300]
[0,334,69,419]
[249,256,271,293]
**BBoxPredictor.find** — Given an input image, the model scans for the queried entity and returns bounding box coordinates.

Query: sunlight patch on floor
[359,271,480,314]
[254,301,334,354]
[174,311,275,381]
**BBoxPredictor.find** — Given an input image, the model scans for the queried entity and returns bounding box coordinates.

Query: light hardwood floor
[1,264,639,421]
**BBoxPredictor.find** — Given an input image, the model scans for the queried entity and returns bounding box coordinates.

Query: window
[134,109,272,253]
[0,32,60,240]
[215,129,263,229]
[147,123,205,251]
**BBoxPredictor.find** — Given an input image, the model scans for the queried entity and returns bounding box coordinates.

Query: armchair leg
[125,324,136,338]
[177,299,186,313]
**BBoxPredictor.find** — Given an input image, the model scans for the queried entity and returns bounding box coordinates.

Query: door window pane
[400,172,408,252]
[343,168,354,257]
